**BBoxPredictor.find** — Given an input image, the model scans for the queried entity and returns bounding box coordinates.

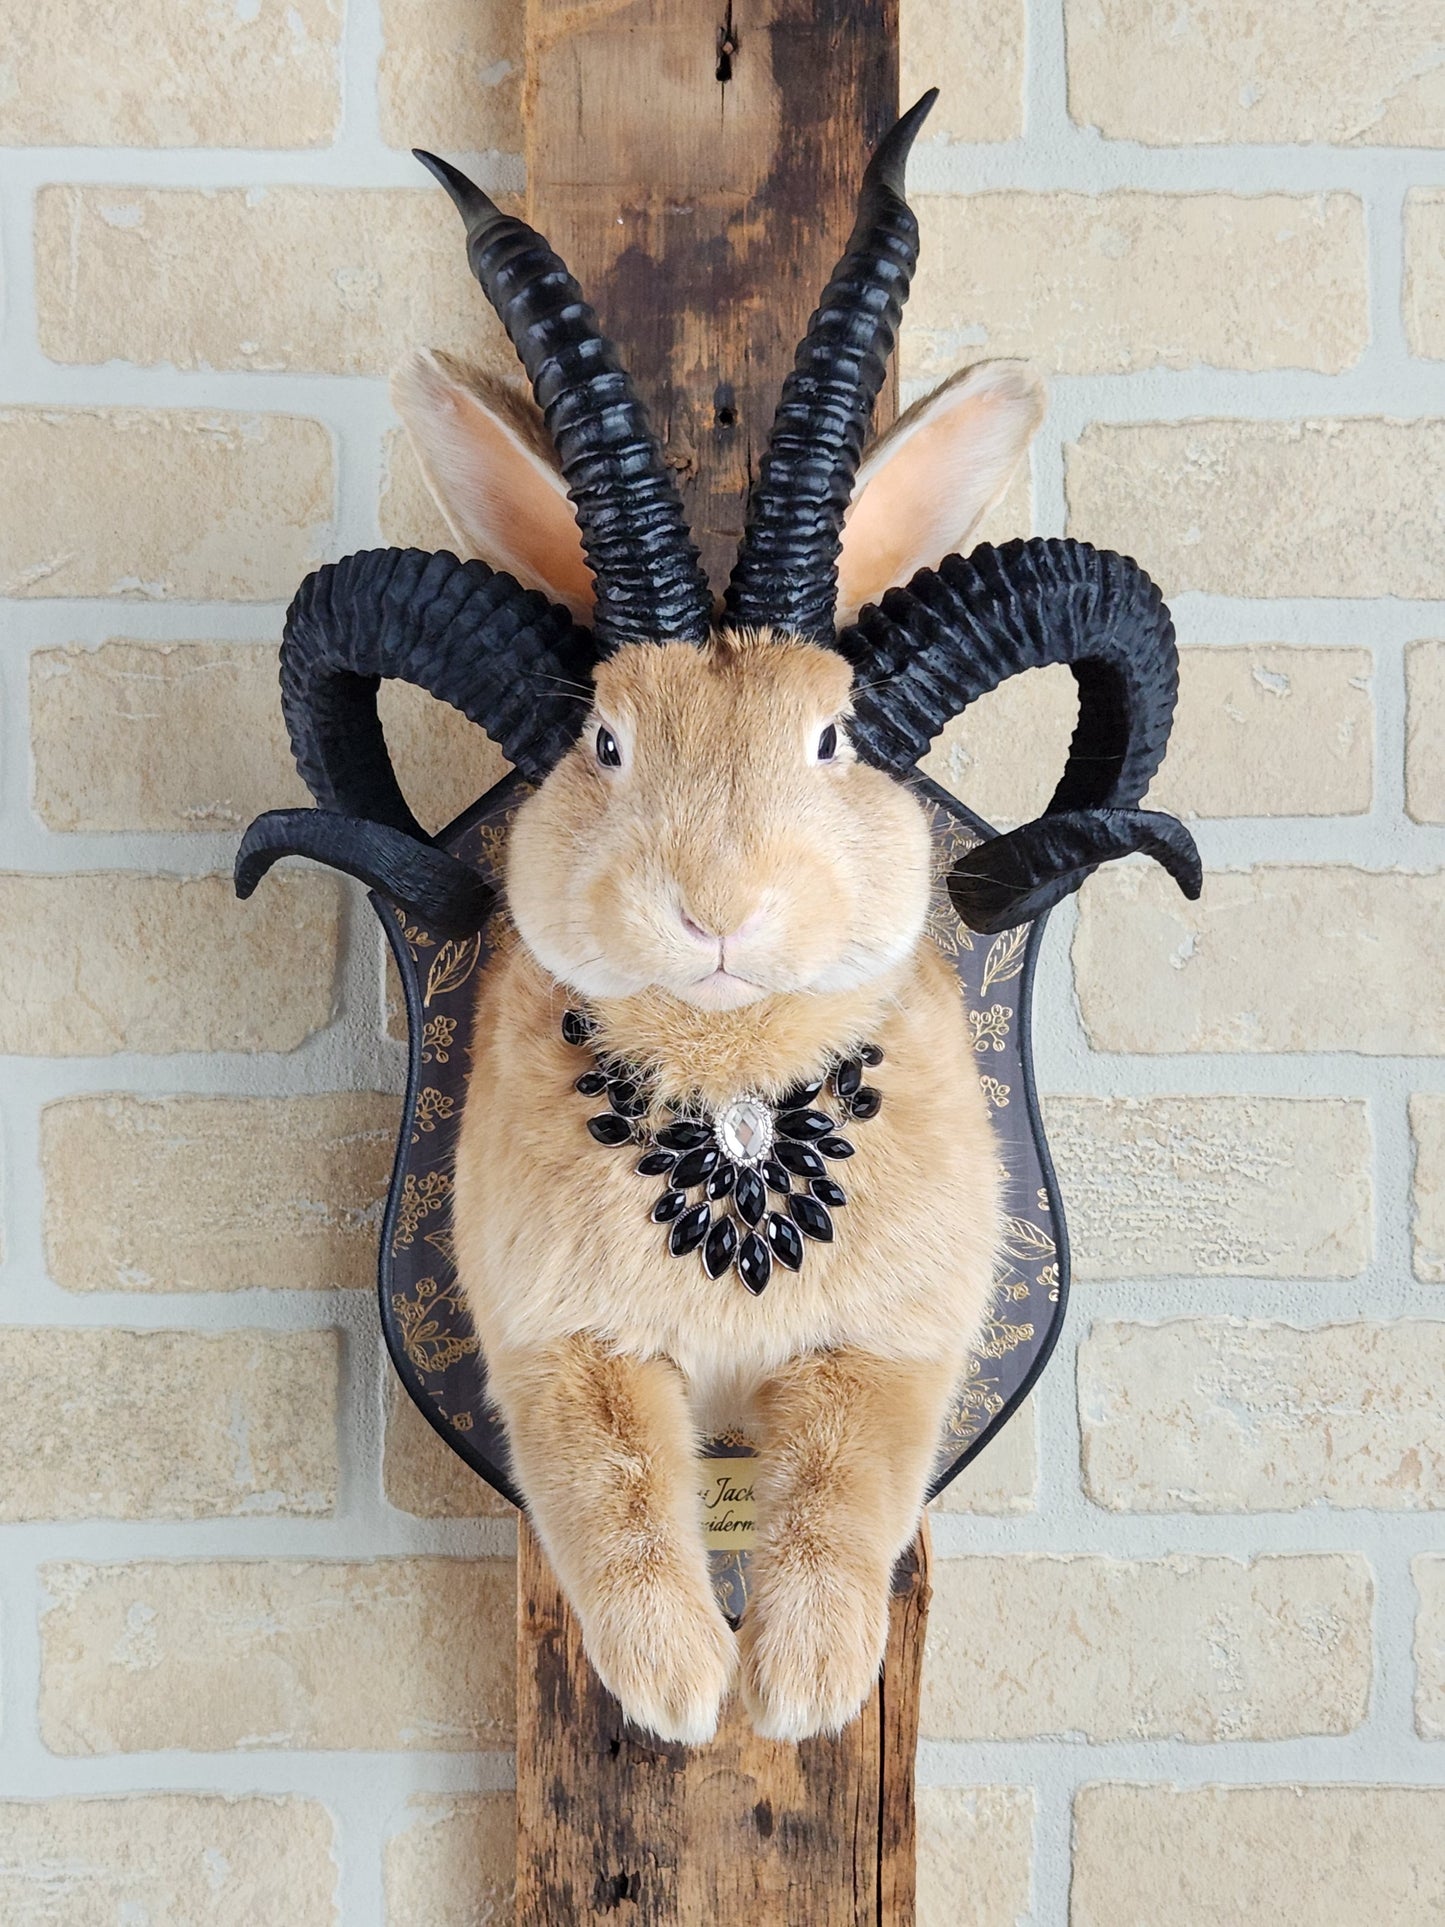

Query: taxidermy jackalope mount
[237,91,1200,1744]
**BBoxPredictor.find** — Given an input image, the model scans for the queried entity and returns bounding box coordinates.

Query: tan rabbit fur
[400,346,1045,1744]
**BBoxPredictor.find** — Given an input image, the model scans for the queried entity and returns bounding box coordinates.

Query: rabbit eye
[817,723,838,763]
[595,725,622,768]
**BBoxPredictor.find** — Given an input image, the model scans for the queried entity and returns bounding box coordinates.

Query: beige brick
[1072,1784,1445,1927]
[1080,1320,1445,1512]
[30,640,501,836]
[0,409,332,600]
[1045,1095,1371,1280]
[0,0,340,147]
[43,1093,395,1293]
[0,1795,336,1926]
[1156,646,1373,818]
[1066,420,1445,599]
[379,0,521,151]
[36,187,514,377]
[908,194,1364,378]
[40,1558,514,1753]
[32,641,305,833]
[1406,192,1445,361]
[902,0,1025,144]
[927,646,1372,830]
[1412,1096,1445,1284]
[0,872,337,1056]
[923,1553,1371,1741]
[384,1377,510,1518]
[1417,1556,1445,1736]
[931,1398,1036,1514]
[1066,0,1445,147]
[916,1786,1033,1927]
[0,1328,337,1522]
[381,680,511,832]
[1406,641,1445,824]
[1075,864,1445,1054]
[384,1794,513,1927]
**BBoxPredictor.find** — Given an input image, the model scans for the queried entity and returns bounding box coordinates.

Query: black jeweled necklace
[560,1008,884,1296]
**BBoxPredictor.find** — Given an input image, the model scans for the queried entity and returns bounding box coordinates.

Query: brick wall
[1,0,1442,1920]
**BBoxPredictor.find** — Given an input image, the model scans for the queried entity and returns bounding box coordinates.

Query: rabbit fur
[396,347,1045,1744]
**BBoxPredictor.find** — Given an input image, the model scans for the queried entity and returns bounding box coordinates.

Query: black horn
[837,537,1203,932]
[233,546,595,932]
[723,91,936,642]
[415,150,713,652]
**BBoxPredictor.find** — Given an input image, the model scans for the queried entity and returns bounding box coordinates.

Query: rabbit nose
[679,905,764,947]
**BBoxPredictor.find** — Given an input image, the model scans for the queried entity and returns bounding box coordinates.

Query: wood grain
[517,6,921,1918]
[525,0,900,591]
[516,1519,929,1924]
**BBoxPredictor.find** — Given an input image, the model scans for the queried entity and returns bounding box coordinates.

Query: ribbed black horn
[837,537,1203,932]
[232,547,595,932]
[415,150,713,652]
[723,91,936,641]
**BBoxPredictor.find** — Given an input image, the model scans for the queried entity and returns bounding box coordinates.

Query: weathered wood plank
[516,1518,928,1924]
[525,0,900,591]
[517,5,918,1918]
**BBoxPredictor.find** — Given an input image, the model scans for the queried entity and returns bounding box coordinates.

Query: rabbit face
[505,630,932,1008]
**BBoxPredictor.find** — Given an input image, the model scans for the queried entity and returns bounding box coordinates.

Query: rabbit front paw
[581,1577,738,1746]
[740,1560,889,1741]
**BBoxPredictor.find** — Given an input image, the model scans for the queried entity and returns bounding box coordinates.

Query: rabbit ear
[835,360,1044,626]
[391,349,596,624]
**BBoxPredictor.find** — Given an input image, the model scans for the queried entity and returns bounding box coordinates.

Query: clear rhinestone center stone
[715,1098,773,1167]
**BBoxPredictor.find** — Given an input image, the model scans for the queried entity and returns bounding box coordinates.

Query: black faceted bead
[737,1230,772,1294]
[788,1192,834,1242]
[671,1145,720,1189]
[636,1149,675,1177]
[608,1080,647,1118]
[818,1135,856,1160]
[779,1075,825,1109]
[651,1188,686,1223]
[765,1212,804,1270]
[702,1215,738,1280]
[587,1114,633,1147]
[847,1085,882,1121]
[859,1043,885,1066]
[657,1120,713,1152]
[776,1108,834,1142]
[669,1200,711,1256]
[561,1009,595,1046]
[775,1139,825,1180]
[762,1158,792,1194]
[735,1168,767,1226]
[834,1057,863,1098]
[706,1161,736,1200]
[574,1069,608,1096]
[811,1176,847,1208]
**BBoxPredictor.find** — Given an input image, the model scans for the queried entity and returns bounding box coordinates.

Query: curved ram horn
[415,150,713,652]
[235,809,497,936]
[836,537,1203,931]
[232,547,594,928]
[722,91,936,642]
[280,546,596,816]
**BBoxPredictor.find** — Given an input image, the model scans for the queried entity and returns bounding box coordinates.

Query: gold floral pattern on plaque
[392,1274,480,1375]
[412,1086,456,1140]
[969,1002,1013,1051]
[391,1168,452,1253]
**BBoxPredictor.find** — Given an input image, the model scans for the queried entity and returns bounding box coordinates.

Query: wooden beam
[524,0,900,590]
[517,5,920,1918]
[516,1519,929,1924]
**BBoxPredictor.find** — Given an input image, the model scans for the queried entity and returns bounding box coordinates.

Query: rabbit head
[392,348,1042,1007]
[236,95,1199,949]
